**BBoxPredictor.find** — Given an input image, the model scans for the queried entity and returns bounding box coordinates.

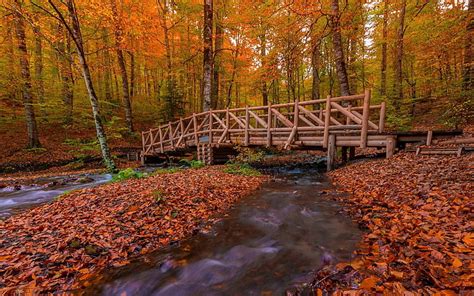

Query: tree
[329,0,351,97]
[56,23,74,124]
[13,0,41,148]
[110,0,133,132]
[47,0,116,172]
[202,0,213,111]
[212,0,223,109]
[311,37,321,101]
[380,0,389,97]
[393,0,406,110]
[33,15,46,119]
[463,0,473,92]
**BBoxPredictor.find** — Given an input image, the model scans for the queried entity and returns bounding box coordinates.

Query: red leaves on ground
[0,167,265,293]
[312,153,473,295]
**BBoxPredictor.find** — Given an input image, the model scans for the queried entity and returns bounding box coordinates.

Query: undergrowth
[112,168,144,182]
[224,163,261,176]
[179,159,205,168]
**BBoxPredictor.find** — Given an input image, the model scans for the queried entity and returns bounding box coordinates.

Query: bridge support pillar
[327,134,337,172]
[197,144,214,165]
[349,147,356,160]
[341,146,348,163]
[386,136,397,158]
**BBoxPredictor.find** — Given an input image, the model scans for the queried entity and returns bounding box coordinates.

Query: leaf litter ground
[310,152,473,295]
[0,167,265,293]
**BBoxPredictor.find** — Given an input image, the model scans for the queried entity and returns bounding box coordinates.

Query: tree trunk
[380,0,388,96]
[329,0,351,97]
[311,37,321,101]
[13,1,41,148]
[5,21,19,106]
[202,0,213,111]
[102,30,113,102]
[57,24,74,124]
[462,0,473,92]
[157,0,176,120]
[393,0,406,110]
[50,0,115,171]
[212,2,223,109]
[260,32,268,105]
[33,25,46,119]
[110,0,133,132]
[129,51,135,98]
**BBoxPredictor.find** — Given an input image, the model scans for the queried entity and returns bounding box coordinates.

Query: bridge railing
[142,90,386,156]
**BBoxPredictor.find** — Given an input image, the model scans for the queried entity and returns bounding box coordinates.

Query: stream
[0,173,112,218]
[85,167,362,295]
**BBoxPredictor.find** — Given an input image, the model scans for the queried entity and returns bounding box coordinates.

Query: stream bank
[0,167,264,293]
[82,164,362,295]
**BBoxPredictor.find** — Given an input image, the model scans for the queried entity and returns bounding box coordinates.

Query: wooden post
[208,110,213,144]
[169,123,174,148]
[245,106,249,146]
[193,114,198,145]
[327,134,336,171]
[158,125,164,153]
[141,132,146,164]
[386,136,396,158]
[379,101,386,133]
[226,108,230,142]
[294,98,299,131]
[323,95,331,148]
[341,146,348,163]
[360,89,370,148]
[267,103,272,147]
[346,105,352,125]
[426,130,433,146]
[179,117,184,144]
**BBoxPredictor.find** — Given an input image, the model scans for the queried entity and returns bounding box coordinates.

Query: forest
[0,0,472,294]
[1,0,472,167]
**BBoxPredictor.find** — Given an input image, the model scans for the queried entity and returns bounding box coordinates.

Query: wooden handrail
[142,91,385,155]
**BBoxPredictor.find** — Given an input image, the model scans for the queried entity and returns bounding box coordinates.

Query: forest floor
[0,166,266,293]
[310,152,473,295]
[0,121,146,176]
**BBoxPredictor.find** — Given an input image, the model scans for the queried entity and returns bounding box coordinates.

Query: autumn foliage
[311,153,473,294]
[0,167,265,293]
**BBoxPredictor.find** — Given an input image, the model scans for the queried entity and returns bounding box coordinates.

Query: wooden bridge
[141,90,406,170]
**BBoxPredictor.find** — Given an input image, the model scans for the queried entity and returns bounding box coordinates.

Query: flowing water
[87,167,362,295]
[0,173,112,218]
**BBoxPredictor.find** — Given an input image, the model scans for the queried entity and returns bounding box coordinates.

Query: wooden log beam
[245,106,250,146]
[327,134,336,171]
[284,99,299,149]
[209,110,213,144]
[379,101,386,133]
[351,110,379,130]
[249,110,268,128]
[267,103,272,147]
[323,95,331,148]
[330,101,363,125]
[298,105,325,126]
[360,89,370,148]
[159,125,164,153]
[386,136,396,158]
[271,108,294,128]
[426,130,433,146]
[193,114,198,145]
[229,112,246,129]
